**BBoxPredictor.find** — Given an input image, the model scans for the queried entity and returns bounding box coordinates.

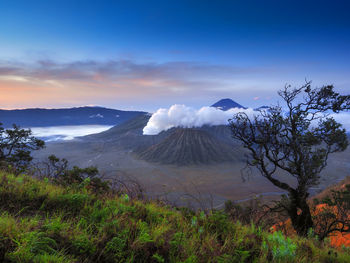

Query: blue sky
[0,0,349,111]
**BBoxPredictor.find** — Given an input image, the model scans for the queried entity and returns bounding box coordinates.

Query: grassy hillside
[0,172,349,262]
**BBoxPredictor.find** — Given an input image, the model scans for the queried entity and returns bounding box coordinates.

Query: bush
[264,231,297,261]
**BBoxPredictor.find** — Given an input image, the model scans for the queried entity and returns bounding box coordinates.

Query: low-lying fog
[31,125,112,141]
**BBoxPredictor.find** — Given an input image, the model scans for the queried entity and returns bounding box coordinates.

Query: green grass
[0,171,349,262]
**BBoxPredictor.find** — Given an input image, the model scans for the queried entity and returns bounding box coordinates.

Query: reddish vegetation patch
[330,232,350,248]
[273,177,350,248]
[272,208,350,248]
[315,203,350,248]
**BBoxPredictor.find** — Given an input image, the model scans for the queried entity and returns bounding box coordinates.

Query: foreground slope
[0,171,349,262]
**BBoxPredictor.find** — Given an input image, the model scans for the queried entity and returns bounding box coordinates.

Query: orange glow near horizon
[0,74,186,109]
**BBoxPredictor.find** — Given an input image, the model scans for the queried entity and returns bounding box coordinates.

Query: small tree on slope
[0,123,45,173]
[229,82,350,237]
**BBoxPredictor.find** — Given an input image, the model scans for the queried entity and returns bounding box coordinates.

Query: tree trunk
[288,192,313,236]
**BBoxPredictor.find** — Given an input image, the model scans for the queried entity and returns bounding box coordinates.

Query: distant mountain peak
[211,98,246,111]
[254,105,270,111]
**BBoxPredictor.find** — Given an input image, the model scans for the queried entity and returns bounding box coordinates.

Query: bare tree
[229,82,350,236]
[31,154,68,179]
[108,171,145,200]
[32,154,109,194]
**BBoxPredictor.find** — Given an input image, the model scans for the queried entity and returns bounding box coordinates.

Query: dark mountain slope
[81,114,244,165]
[200,124,235,144]
[0,107,145,127]
[137,128,243,165]
[84,114,170,150]
[85,113,151,140]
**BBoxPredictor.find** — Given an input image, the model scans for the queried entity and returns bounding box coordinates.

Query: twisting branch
[229,82,350,237]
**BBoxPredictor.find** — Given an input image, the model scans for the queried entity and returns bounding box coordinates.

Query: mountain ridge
[0,106,146,127]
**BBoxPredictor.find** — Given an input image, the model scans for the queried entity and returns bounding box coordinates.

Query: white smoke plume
[143,104,350,136]
[143,104,256,135]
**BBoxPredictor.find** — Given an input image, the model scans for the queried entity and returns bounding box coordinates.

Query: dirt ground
[34,139,350,209]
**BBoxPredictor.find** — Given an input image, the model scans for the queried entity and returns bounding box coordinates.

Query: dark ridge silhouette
[211,98,246,110]
[254,105,270,111]
[0,106,146,127]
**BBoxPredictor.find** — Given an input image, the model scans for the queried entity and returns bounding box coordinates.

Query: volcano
[82,113,244,166]
[137,128,242,165]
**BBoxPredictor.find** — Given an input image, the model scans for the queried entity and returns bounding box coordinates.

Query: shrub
[71,235,96,256]
[264,231,297,261]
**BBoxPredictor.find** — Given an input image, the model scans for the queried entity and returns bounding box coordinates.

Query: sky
[0,0,349,111]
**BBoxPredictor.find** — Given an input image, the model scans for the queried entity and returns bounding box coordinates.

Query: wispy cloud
[0,59,263,82]
[0,59,269,109]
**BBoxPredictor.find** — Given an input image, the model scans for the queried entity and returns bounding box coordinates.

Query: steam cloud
[143,104,350,136]
[143,104,255,135]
